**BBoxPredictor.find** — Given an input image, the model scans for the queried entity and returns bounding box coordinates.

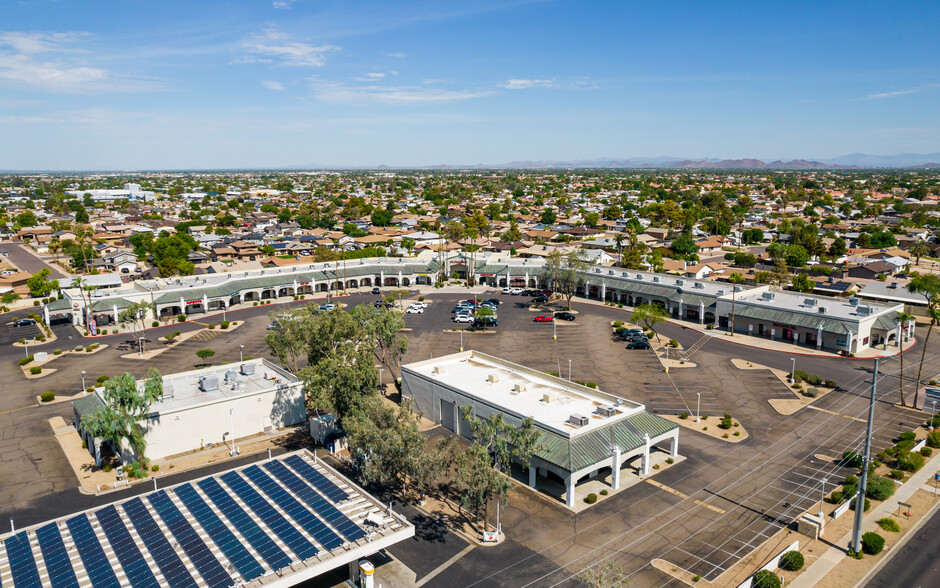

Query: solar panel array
[0,453,381,588]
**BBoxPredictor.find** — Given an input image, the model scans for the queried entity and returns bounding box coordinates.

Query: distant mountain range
[412,153,940,170]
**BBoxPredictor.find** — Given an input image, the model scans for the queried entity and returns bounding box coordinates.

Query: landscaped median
[661,411,749,443]
[18,343,107,378]
[731,358,838,415]
[119,321,242,360]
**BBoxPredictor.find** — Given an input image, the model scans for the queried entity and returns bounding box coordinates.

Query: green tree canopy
[27,268,59,297]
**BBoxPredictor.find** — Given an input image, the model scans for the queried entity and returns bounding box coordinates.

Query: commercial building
[401,351,679,508]
[73,358,306,464]
[66,183,155,202]
[0,450,414,587]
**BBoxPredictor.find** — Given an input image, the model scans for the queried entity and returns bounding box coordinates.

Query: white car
[411,301,428,309]
[406,305,424,314]
[318,303,336,312]
[502,287,512,294]
[453,314,473,323]
[510,287,523,295]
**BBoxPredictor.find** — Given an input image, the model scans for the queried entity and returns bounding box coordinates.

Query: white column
[565,475,576,508]
[896,322,903,347]
[292,279,298,294]
[601,283,606,300]
[525,271,529,286]
[179,296,185,313]
[678,300,683,318]
[112,305,118,324]
[699,302,705,324]
[670,434,679,457]
[507,272,512,286]
[202,295,208,311]
[748,324,754,336]
[817,325,823,348]
[845,332,853,354]
[641,434,651,476]
[398,270,403,286]
[42,305,50,325]
[529,466,537,488]
[611,447,621,490]
[380,271,385,286]
[770,328,776,340]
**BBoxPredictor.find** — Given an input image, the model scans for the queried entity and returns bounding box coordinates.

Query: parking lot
[0,289,938,587]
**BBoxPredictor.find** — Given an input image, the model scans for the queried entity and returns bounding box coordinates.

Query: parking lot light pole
[695,392,701,423]
[930,400,937,428]
[819,478,827,518]
[553,318,557,340]
[460,329,463,352]
[568,359,572,381]
[239,345,244,362]
[81,370,86,394]
[790,357,796,383]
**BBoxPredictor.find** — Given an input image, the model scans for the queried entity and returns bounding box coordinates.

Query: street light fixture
[819,478,827,519]
[790,357,796,384]
[568,359,572,382]
[81,370,86,394]
[239,345,244,362]
[930,400,937,428]
[695,392,701,423]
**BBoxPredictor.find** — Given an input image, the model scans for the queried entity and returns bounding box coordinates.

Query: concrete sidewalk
[790,462,940,588]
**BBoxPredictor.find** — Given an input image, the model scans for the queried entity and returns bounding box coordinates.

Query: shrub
[844,474,858,485]
[921,447,932,457]
[719,413,733,429]
[418,296,425,301]
[850,497,871,512]
[35,334,46,342]
[53,348,62,355]
[927,430,940,448]
[613,320,624,328]
[734,431,741,436]
[585,493,597,504]
[18,356,34,366]
[679,412,689,420]
[829,491,844,504]
[804,374,821,386]
[17,337,25,344]
[585,382,597,389]
[877,517,901,532]
[889,469,905,480]
[152,321,159,327]
[40,391,55,402]
[805,387,819,398]
[599,489,608,495]
[929,414,940,428]
[220,321,229,329]
[897,451,925,472]
[779,550,804,571]
[861,531,884,555]
[101,464,112,472]
[669,338,678,348]
[842,451,863,467]
[253,302,258,306]
[866,477,895,500]
[653,464,660,469]
[794,369,810,380]
[74,345,83,351]
[151,465,159,472]
[692,575,701,582]
[165,333,176,341]
[701,415,708,420]
[33,300,40,306]
[96,375,109,384]
[177,314,186,322]
[666,457,674,464]
[723,433,729,438]
[208,323,215,329]
[752,570,780,588]
[898,431,916,442]
[824,379,837,388]
[29,366,41,375]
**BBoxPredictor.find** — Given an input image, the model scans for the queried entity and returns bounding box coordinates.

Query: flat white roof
[404,351,643,438]
[733,288,899,320]
[145,358,298,414]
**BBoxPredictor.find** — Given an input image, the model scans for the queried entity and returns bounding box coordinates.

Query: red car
[533,315,554,322]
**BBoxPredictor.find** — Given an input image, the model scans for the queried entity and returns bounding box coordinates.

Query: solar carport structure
[0,450,414,587]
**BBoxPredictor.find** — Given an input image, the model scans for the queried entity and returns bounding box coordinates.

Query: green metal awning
[734,305,858,335]
[91,297,132,312]
[44,298,72,311]
[873,312,900,332]
[73,393,104,419]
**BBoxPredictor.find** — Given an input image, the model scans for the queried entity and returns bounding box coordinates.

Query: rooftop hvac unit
[694,282,705,289]
[542,393,555,403]
[513,383,527,393]
[717,289,725,295]
[858,306,873,316]
[198,375,219,393]
[609,269,615,275]
[652,276,660,282]
[804,298,816,307]
[637,273,644,279]
[596,406,617,418]
[487,373,500,383]
[569,414,589,427]
[818,307,827,314]
[224,370,238,383]
[433,365,445,375]
[734,285,743,292]
[849,297,860,306]
[676,279,685,286]
[762,292,775,301]
[240,363,255,375]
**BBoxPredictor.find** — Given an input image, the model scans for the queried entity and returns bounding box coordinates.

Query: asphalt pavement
[865,503,940,588]
[0,242,68,279]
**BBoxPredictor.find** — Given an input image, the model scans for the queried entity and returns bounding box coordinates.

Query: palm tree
[728,272,746,336]
[907,273,940,407]
[48,236,61,264]
[910,241,930,267]
[896,311,914,406]
[614,232,625,266]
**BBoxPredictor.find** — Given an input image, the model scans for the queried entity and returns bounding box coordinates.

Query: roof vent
[849,297,860,306]
[569,414,589,427]
[487,373,500,383]
[240,363,255,375]
[694,282,704,289]
[433,365,445,375]
[198,375,219,393]
[597,406,617,418]
[542,393,555,403]
[224,370,238,384]
[514,383,527,393]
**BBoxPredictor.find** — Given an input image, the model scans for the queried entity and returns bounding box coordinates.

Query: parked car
[453,314,473,323]
[532,296,549,304]
[520,289,533,296]
[533,315,554,322]
[13,319,35,327]
[473,317,499,328]
[502,287,512,294]
[372,287,381,295]
[484,298,501,306]
[554,312,576,321]
[626,340,651,350]
[406,305,424,314]
[318,303,336,312]
[411,301,428,309]
[510,287,523,295]
[374,300,394,309]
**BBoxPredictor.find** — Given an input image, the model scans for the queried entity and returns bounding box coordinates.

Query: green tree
[150,233,196,276]
[907,273,940,405]
[82,369,164,470]
[265,311,310,373]
[27,268,59,298]
[583,212,600,228]
[195,348,216,365]
[543,249,588,307]
[118,301,152,336]
[631,303,667,337]
[15,211,38,227]
[74,207,89,224]
[539,209,557,225]
[671,232,699,256]
[910,241,930,266]
[475,305,496,330]
[370,207,394,227]
[785,244,809,267]
[828,237,847,257]
[791,273,815,293]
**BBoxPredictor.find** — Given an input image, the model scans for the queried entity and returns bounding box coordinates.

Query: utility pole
[851,358,879,554]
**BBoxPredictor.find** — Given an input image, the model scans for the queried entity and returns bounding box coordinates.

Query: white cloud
[863,84,939,100]
[385,52,407,58]
[311,79,493,104]
[238,27,338,67]
[499,78,556,90]
[0,31,163,93]
[262,80,286,91]
[272,0,297,9]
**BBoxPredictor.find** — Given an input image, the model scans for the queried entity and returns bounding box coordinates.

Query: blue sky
[1,0,938,169]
